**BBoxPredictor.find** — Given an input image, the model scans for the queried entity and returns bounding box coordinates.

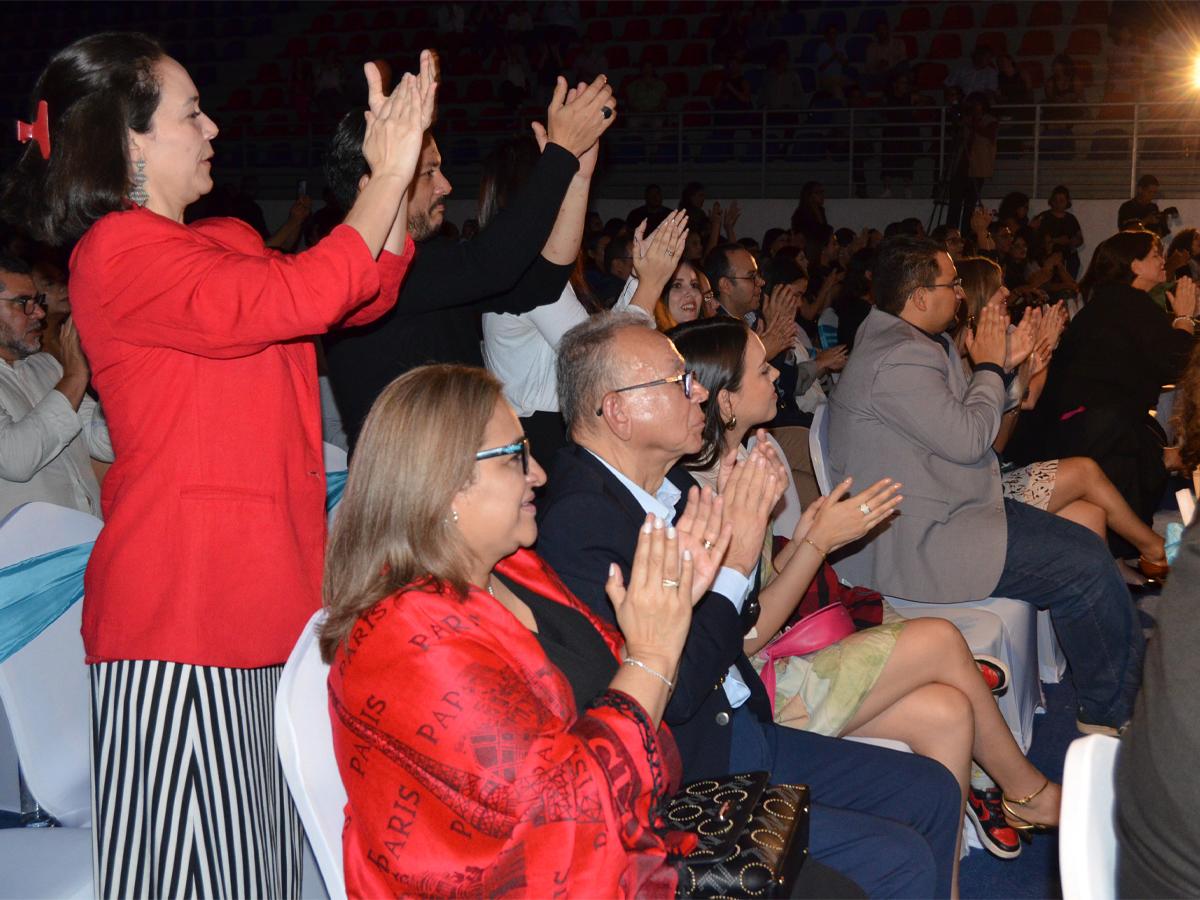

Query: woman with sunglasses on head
[2,32,434,897]
[954,256,1168,579]
[669,316,1063,876]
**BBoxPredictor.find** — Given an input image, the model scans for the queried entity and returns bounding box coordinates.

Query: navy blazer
[536,442,773,780]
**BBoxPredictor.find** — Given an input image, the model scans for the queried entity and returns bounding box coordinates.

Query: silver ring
[666,249,674,257]
[702,539,714,551]
[601,105,613,119]
[859,503,871,515]
[661,578,680,589]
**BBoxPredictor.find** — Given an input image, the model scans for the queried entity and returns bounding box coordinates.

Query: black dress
[1020,281,1194,549]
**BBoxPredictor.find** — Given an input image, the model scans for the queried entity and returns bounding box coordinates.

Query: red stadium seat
[697,69,724,97]
[697,15,722,38]
[674,42,708,66]
[641,44,668,67]
[1017,30,1056,56]
[1018,60,1045,90]
[1066,29,1103,56]
[283,36,308,58]
[982,4,1018,28]
[1074,58,1095,87]
[939,4,974,29]
[585,20,613,42]
[914,61,949,91]
[1027,1,1062,27]
[659,17,687,40]
[928,34,963,60]
[896,6,930,32]
[975,32,1009,58]
[1074,0,1110,25]
[620,19,651,41]
[899,35,918,59]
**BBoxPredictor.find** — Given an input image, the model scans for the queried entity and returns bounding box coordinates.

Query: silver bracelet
[623,656,675,691]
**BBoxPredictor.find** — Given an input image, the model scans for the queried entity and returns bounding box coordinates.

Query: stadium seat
[1018,30,1056,57]
[854,8,889,34]
[982,3,1018,28]
[939,4,974,30]
[975,32,1010,58]
[896,6,930,32]
[620,19,651,41]
[585,19,612,42]
[1019,59,1046,90]
[697,69,724,97]
[928,34,963,60]
[658,17,687,40]
[1074,58,1095,87]
[1067,28,1103,56]
[697,15,722,38]
[607,45,631,69]
[915,61,949,91]
[639,44,667,67]
[899,35,918,60]
[815,10,848,33]
[1074,0,1111,25]
[1028,1,1063,27]
[283,35,308,58]
[674,42,708,67]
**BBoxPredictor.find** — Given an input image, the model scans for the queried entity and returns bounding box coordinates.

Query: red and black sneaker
[967,786,1022,859]
[974,655,1010,697]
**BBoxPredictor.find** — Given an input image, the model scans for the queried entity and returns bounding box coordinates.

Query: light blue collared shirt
[586,450,754,708]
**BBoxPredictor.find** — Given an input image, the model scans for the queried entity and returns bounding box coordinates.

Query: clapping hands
[632,211,689,293]
[793,476,902,556]
[362,50,438,184]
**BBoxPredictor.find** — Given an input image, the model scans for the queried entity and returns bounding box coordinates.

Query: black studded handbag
[664,771,810,898]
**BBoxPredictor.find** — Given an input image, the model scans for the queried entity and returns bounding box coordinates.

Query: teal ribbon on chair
[0,542,93,664]
[326,469,348,514]
[1165,522,1184,565]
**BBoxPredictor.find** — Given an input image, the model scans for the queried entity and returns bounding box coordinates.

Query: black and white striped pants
[90,660,302,899]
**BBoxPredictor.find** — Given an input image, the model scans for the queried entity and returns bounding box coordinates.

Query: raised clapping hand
[632,211,689,290]
[755,283,802,358]
[816,344,848,373]
[794,477,903,556]
[1005,304,1041,371]
[717,435,789,575]
[964,301,1009,369]
[606,515,699,672]
[1168,276,1198,319]
[361,49,438,184]
[673,485,734,605]
[538,74,616,159]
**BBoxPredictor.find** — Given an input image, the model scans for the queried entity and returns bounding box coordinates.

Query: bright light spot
[1194,56,1200,89]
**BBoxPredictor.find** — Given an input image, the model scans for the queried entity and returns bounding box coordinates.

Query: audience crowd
[2,19,1200,900]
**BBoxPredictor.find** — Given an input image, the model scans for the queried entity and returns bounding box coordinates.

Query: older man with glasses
[0,254,111,521]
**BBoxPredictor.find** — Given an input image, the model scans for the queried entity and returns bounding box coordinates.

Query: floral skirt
[1001,459,1060,511]
[752,616,908,736]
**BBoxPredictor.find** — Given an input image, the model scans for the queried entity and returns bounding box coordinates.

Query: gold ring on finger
[702,539,714,551]
[661,578,680,589]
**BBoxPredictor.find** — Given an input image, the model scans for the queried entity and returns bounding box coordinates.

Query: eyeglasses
[596,371,696,416]
[474,437,530,475]
[0,294,46,315]
[727,272,762,282]
[926,278,963,291]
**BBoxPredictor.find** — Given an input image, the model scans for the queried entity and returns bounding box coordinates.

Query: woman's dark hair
[2,33,165,246]
[997,192,1029,225]
[667,315,752,470]
[1077,229,1158,301]
[1049,184,1072,208]
[477,135,539,228]
[762,227,786,255]
[761,255,804,297]
[834,248,875,309]
[1167,227,1197,266]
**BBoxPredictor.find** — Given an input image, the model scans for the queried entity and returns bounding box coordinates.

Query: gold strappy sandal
[1001,779,1056,843]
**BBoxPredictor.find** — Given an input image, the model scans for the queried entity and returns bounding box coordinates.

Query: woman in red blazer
[5,33,434,898]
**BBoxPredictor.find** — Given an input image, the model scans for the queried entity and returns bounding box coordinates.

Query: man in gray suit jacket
[828,235,1143,735]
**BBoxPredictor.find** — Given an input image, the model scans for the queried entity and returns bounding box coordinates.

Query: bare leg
[1056,498,1106,539]
[841,619,1060,825]
[1048,457,1165,561]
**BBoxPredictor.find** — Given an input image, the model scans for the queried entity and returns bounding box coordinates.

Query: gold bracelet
[803,537,828,559]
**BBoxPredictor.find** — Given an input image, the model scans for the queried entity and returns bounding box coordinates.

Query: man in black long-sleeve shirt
[323,76,615,448]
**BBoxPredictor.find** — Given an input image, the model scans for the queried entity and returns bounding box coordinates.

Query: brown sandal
[1138,555,1169,581]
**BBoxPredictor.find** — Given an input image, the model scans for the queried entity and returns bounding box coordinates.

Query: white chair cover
[276,610,346,900]
[0,828,92,899]
[0,502,102,827]
[1060,734,1120,900]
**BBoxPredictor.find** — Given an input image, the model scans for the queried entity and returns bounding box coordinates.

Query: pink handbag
[758,604,856,714]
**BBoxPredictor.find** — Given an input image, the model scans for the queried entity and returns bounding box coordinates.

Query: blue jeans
[993,498,1144,725]
[729,706,960,899]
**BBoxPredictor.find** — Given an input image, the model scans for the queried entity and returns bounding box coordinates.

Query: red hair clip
[16,100,50,160]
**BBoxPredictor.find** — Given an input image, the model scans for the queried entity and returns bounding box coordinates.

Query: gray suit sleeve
[870,342,1006,465]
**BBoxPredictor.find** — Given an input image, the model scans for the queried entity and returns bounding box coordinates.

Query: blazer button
[715,711,731,726]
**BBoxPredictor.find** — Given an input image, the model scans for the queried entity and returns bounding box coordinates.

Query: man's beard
[409,202,445,242]
[0,320,41,359]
